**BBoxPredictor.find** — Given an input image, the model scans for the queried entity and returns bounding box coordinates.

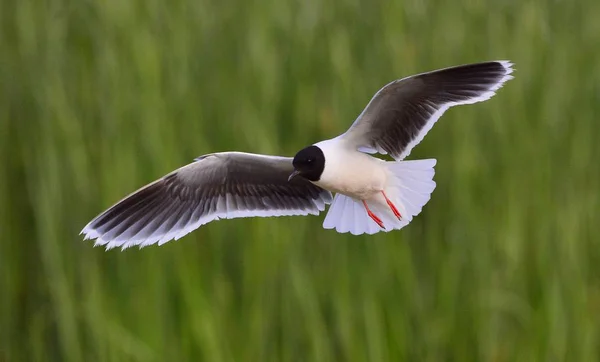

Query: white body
[313,139,388,199]
[311,138,437,235]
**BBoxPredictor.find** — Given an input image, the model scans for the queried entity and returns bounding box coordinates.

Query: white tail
[322,159,437,235]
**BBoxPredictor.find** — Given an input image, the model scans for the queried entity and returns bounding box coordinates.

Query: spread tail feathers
[322,159,437,235]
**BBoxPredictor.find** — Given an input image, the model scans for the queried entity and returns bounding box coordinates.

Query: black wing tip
[486,60,515,77]
[420,59,515,93]
[420,59,514,77]
[471,60,515,89]
[466,60,514,79]
[80,178,175,248]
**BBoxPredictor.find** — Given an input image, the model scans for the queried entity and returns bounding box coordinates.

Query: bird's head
[289,145,325,182]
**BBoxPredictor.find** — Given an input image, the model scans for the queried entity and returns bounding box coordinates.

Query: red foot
[362,200,385,229]
[381,191,402,220]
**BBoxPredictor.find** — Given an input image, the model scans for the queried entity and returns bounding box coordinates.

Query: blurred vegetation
[1,0,599,360]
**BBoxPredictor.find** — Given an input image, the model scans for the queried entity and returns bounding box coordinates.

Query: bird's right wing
[81,152,333,250]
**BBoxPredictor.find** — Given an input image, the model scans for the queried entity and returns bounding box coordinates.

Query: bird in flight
[82,61,514,250]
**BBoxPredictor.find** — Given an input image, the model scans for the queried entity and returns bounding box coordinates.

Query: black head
[289,145,325,182]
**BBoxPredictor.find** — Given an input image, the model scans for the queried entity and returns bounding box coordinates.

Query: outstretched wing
[81,152,332,250]
[341,61,514,160]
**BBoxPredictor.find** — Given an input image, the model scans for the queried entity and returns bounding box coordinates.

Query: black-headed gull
[82,61,514,249]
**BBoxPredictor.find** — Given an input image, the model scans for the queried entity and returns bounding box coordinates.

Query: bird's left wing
[339,61,514,160]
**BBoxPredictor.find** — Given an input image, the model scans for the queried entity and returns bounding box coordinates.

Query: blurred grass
[1,0,599,360]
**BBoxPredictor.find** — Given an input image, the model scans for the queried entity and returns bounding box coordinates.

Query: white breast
[312,139,388,200]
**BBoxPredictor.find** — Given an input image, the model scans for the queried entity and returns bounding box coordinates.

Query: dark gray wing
[81,152,333,250]
[341,61,514,160]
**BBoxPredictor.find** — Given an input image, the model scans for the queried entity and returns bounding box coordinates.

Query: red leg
[362,200,385,229]
[381,191,402,220]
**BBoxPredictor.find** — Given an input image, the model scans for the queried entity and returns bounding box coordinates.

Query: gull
[81,60,514,249]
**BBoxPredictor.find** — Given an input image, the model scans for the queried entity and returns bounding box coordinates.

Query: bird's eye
[308,159,313,163]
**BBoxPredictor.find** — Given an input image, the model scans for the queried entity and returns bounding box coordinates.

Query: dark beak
[288,170,300,182]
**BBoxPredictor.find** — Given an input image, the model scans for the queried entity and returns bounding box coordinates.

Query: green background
[2,0,599,360]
